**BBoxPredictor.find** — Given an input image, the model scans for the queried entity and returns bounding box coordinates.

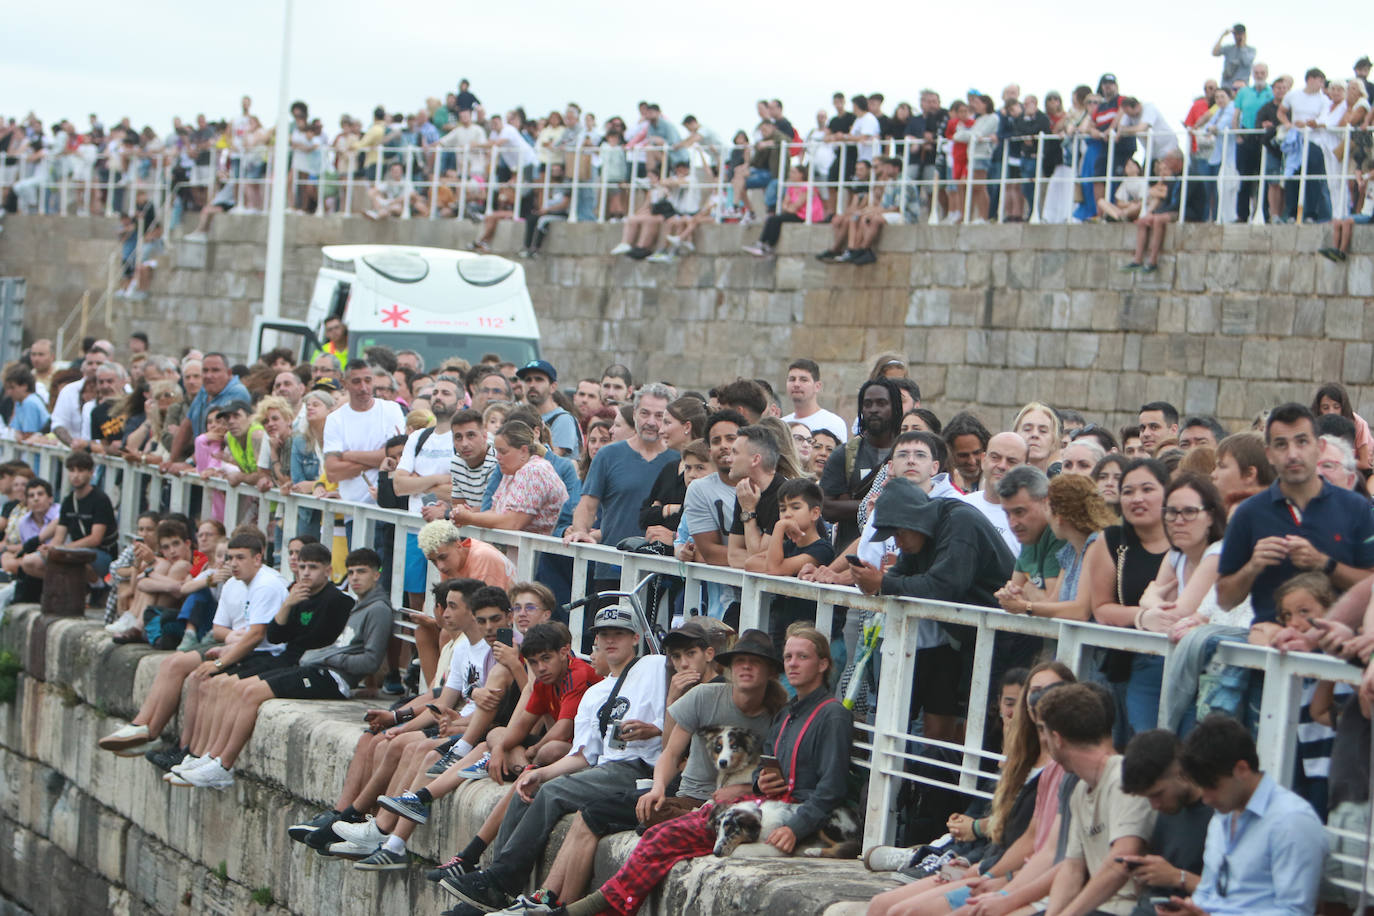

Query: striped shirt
[451,449,497,506]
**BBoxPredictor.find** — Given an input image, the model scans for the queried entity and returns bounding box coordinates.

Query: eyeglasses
[1163,506,1208,522]
[792,434,814,446]
[1071,424,1101,440]
[1217,856,1230,897]
[512,602,544,613]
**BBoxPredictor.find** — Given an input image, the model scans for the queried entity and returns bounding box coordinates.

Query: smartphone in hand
[845,554,865,566]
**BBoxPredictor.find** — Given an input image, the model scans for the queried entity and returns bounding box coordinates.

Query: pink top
[1031,759,1066,852]
[493,456,568,535]
[193,433,224,473]
[784,186,825,223]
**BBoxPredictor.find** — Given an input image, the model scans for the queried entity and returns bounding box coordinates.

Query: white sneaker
[98,723,149,751]
[332,817,386,847]
[184,759,234,789]
[104,612,139,634]
[665,235,680,246]
[645,251,675,263]
[171,753,214,776]
[863,845,915,872]
[126,290,148,301]
[184,231,208,242]
[679,239,695,253]
[609,242,633,255]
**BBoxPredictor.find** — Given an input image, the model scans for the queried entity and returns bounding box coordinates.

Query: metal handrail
[3,437,1366,864]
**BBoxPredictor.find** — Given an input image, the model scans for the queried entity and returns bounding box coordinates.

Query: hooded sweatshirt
[871,477,1014,608]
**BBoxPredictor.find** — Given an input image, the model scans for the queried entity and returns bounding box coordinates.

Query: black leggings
[760,211,803,246]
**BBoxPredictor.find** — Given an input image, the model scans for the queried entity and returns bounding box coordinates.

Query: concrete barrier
[0,606,896,915]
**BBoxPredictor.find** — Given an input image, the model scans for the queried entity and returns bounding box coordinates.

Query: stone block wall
[0,607,887,916]
[2,214,1368,431]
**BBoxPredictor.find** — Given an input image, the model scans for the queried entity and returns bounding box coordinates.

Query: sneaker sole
[98,732,152,750]
[354,858,409,871]
[329,845,379,860]
[111,740,159,757]
[164,773,194,787]
[453,770,489,781]
[442,879,509,911]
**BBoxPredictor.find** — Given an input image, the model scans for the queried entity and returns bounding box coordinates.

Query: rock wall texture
[2,214,1368,430]
[0,607,890,916]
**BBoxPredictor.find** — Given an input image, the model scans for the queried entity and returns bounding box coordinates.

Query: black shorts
[218,653,291,679]
[261,664,348,700]
[911,645,965,718]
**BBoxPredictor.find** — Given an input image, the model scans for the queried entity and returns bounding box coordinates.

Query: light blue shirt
[10,391,50,434]
[1190,774,1327,916]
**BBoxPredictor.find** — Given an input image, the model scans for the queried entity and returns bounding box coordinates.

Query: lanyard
[777,696,837,795]
[1285,499,1303,527]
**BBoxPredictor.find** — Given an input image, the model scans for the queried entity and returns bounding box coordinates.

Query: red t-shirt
[188,550,209,577]
[526,656,602,721]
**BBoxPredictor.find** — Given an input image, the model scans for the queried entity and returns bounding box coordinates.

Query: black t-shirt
[773,536,838,628]
[1256,101,1282,156]
[819,437,889,546]
[731,473,784,537]
[59,487,118,554]
[1013,112,1053,157]
[772,116,795,142]
[89,400,126,446]
[455,90,479,112]
[1130,797,1213,915]
[265,582,355,662]
[828,113,855,135]
[906,110,950,165]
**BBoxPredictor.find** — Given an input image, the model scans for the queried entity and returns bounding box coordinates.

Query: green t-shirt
[1014,524,1067,590]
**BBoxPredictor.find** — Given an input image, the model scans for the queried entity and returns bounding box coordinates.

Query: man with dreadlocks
[818,378,903,547]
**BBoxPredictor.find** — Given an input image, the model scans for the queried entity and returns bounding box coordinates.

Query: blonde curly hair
[416,519,463,556]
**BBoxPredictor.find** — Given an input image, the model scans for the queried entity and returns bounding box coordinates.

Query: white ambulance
[251,244,542,369]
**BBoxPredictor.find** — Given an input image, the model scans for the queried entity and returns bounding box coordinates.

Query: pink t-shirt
[1032,759,1066,852]
[784,186,825,223]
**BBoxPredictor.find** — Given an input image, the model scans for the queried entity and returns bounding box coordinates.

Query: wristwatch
[740,510,757,522]
[1325,556,1338,574]
[213,659,223,669]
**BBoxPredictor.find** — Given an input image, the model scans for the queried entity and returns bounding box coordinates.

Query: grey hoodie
[297,583,393,688]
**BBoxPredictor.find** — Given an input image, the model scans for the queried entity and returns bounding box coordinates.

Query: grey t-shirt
[668,681,775,801]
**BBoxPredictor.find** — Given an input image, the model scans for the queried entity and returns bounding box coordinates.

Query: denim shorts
[745,167,773,189]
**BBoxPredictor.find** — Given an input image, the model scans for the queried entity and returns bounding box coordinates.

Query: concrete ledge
[0,606,895,915]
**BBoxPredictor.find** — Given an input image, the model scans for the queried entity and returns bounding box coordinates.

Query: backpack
[843,436,890,502]
[543,407,583,455]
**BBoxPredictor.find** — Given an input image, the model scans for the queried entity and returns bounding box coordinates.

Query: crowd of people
[6,28,1374,266]
[3,318,1374,915]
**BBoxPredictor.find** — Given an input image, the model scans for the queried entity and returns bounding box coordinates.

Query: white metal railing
[5,437,1369,875]
[4,125,1365,229]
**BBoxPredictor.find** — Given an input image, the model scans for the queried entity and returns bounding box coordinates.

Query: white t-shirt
[212,565,289,655]
[443,633,494,717]
[494,124,538,171]
[322,399,406,504]
[571,655,666,767]
[1121,103,1179,157]
[955,489,1020,556]
[782,408,849,443]
[852,112,881,163]
[398,427,455,513]
[1284,89,1329,128]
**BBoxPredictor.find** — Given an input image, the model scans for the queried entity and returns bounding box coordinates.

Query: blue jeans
[1286,144,1331,222]
[1125,654,1165,738]
[1072,142,1104,219]
[1192,160,1220,221]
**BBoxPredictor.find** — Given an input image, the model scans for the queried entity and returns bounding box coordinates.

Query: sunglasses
[1028,681,1067,708]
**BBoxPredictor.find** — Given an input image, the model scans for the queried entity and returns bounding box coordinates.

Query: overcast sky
[5,0,1367,140]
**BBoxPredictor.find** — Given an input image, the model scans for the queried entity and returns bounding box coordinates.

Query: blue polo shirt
[1218,480,1374,623]
[186,377,251,437]
[1235,85,1274,129]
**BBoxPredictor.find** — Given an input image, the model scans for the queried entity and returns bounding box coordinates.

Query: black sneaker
[627,246,653,260]
[381,672,405,696]
[426,854,474,884]
[145,744,188,772]
[426,744,465,777]
[354,847,409,871]
[289,810,341,844]
[305,816,353,852]
[834,249,857,263]
[441,870,513,910]
[1121,261,1143,272]
[816,249,840,262]
[440,904,488,916]
[1337,250,1348,262]
[1141,263,1158,274]
[850,248,878,266]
